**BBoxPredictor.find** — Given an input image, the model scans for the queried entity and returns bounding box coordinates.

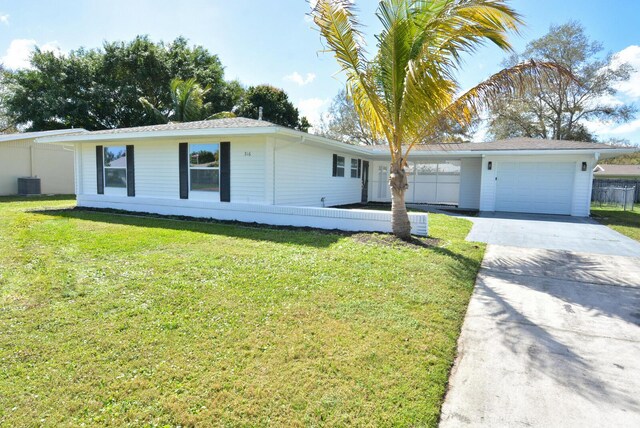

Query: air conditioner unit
[17,177,41,196]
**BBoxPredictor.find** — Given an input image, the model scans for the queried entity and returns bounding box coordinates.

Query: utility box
[17,177,41,196]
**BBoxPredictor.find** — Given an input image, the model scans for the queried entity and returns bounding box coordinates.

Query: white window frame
[336,155,345,177]
[103,146,127,196]
[189,143,220,200]
[350,158,359,178]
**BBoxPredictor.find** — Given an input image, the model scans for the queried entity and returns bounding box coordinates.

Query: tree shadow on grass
[31,207,347,248]
[31,208,483,283]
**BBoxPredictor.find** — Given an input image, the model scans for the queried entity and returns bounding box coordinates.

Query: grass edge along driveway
[591,205,640,242]
[0,196,484,427]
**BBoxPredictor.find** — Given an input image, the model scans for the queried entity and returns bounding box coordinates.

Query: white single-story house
[38,118,637,235]
[0,129,82,195]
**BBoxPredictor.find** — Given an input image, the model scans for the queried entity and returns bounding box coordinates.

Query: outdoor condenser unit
[17,177,41,196]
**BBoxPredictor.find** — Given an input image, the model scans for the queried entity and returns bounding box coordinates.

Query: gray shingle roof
[594,164,640,176]
[36,119,637,156]
[0,128,87,142]
[83,117,276,135]
[402,138,628,152]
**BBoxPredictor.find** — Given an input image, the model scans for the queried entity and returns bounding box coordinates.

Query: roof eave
[36,125,375,156]
[35,126,285,143]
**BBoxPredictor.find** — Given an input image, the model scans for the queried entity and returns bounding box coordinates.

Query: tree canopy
[317,89,381,145]
[235,84,310,131]
[1,36,311,132]
[0,64,15,133]
[487,21,636,142]
[2,36,241,131]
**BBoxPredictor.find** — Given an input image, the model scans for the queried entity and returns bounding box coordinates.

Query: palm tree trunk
[389,159,412,240]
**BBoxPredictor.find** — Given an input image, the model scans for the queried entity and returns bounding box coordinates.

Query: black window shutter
[179,143,189,199]
[126,145,135,197]
[357,159,362,178]
[96,145,104,195]
[332,154,338,177]
[220,142,231,202]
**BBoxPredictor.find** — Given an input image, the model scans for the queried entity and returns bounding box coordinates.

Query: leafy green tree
[4,36,240,131]
[487,21,636,141]
[601,152,640,165]
[236,84,310,131]
[312,0,568,239]
[0,64,16,133]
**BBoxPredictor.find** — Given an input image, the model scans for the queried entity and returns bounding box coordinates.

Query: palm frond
[312,0,392,146]
[406,60,575,156]
[138,97,169,124]
[207,111,236,120]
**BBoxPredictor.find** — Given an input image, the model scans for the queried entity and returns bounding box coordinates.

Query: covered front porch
[368,156,482,210]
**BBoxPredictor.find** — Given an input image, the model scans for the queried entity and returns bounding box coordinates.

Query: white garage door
[495,162,575,215]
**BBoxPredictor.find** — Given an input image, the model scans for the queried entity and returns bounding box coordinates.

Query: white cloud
[603,118,640,135]
[584,45,640,143]
[611,45,640,99]
[1,39,62,70]
[284,71,316,86]
[0,14,9,25]
[297,97,330,128]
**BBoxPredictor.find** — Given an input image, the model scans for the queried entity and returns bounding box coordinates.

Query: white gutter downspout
[272,142,276,205]
[29,142,35,177]
[587,152,600,217]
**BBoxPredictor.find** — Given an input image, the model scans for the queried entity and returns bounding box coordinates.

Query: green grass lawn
[591,204,640,242]
[0,196,484,427]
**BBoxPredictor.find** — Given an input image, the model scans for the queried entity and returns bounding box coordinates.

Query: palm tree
[140,78,226,123]
[312,0,570,240]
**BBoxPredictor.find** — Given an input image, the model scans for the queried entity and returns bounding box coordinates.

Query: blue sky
[1,0,639,143]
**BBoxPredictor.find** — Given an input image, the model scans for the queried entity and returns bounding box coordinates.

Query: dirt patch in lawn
[351,232,440,248]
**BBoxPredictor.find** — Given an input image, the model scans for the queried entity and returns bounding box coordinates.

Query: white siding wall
[78,137,267,203]
[135,141,179,199]
[572,156,597,217]
[80,143,97,196]
[459,157,482,210]
[230,137,266,203]
[479,154,596,216]
[273,139,363,207]
[0,139,74,195]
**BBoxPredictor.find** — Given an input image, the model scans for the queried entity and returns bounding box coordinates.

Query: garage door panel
[495,162,574,215]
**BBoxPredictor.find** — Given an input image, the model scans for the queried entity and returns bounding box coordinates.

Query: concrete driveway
[465,212,640,257]
[440,213,640,427]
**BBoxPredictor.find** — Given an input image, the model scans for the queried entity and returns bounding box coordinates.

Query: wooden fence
[592,179,640,203]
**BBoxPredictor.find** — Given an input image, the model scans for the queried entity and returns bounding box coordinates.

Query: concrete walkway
[440,214,640,427]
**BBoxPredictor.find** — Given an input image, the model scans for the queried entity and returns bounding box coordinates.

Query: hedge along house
[38,118,636,234]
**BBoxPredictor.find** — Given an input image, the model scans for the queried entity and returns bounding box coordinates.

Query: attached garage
[495,161,575,215]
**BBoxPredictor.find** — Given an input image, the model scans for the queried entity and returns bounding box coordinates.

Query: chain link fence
[592,185,636,211]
